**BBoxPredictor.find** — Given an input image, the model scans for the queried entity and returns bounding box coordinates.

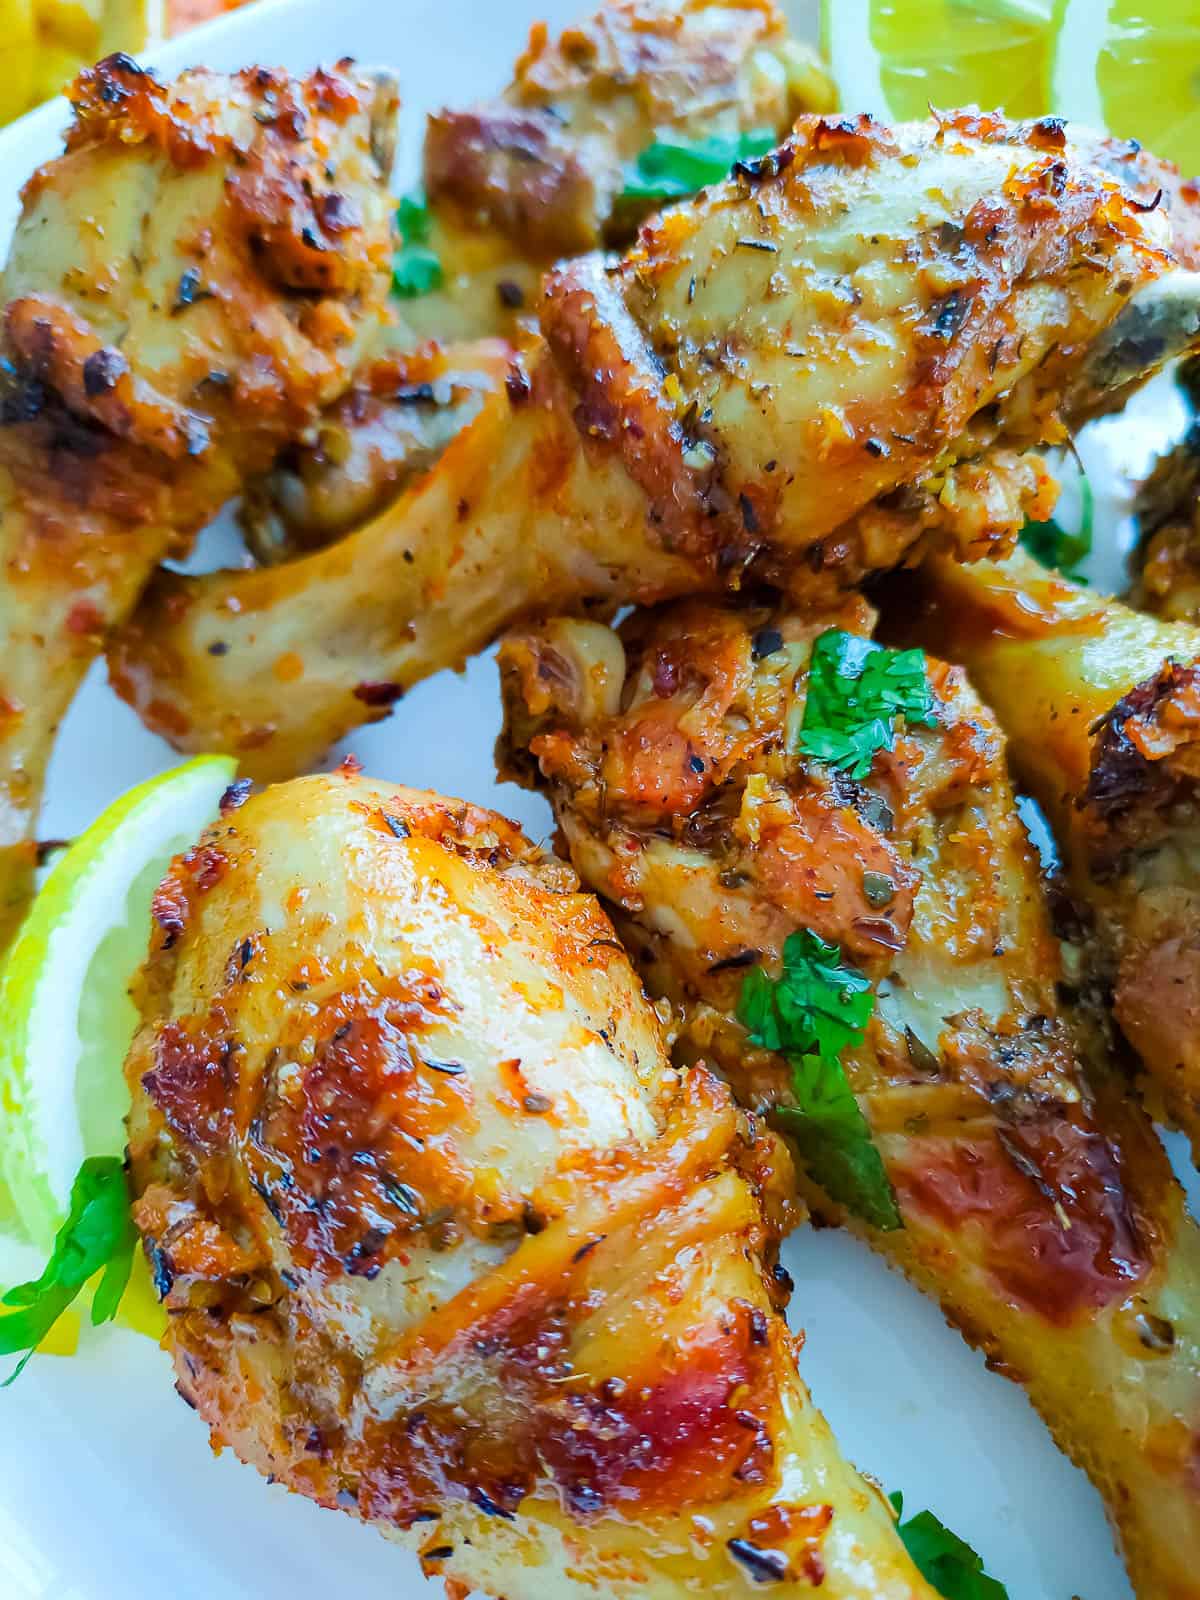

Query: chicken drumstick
[109,109,1181,781]
[499,597,1200,1599]
[124,768,937,1600]
[0,55,398,939]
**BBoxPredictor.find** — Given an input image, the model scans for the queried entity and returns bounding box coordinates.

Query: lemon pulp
[1072,1,1200,176]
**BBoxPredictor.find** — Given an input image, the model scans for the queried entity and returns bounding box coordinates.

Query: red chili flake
[188,844,228,892]
[651,651,679,698]
[151,876,189,947]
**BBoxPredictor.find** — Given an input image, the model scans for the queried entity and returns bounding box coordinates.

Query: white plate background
[0,4,1193,1596]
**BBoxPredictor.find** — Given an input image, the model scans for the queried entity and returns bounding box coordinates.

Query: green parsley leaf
[775,1056,900,1231]
[889,1493,1009,1600]
[396,191,433,246]
[798,630,936,781]
[392,247,444,299]
[1019,473,1094,578]
[621,128,777,201]
[738,929,900,1230]
[0,1156,136,1385]
[392,190,443,300]
[739,928,874,1060]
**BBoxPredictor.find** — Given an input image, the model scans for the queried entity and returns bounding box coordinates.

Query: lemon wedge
[0,755,237,1252]
[1053,0,1200,177]
[0,0,37,126]
[821,0,1057,121]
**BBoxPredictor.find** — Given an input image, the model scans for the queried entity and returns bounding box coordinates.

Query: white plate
[0,4,1189,1597]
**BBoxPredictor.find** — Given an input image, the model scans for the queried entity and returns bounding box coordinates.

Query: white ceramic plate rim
[0,4,1188,1596]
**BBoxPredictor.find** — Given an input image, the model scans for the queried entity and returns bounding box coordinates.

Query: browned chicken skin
[106,108,1181,782]
[124,770,936,1600]
[498,598,1200,1599]
[425,0,830,256]
[894,547,1200,1171]
[232,107,1200,568]
[0,54,398,938]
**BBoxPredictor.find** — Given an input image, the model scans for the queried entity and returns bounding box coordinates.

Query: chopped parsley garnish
[889,1493,1009,1599]
[396,192,432,244]
[392,190,443,300]
[621,128,777,201]
[738,929,900,1230]
[739,927,874,1059]
[0,1157,136,1386]
[393,250,443,298]
[798,630,936,781]
[1019,473,1094,579]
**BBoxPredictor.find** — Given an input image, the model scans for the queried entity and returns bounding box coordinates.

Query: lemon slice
[821,0,1057,121]
[1053,1,1200,177]
[0,853,69,1337]
[0,755,237,1251]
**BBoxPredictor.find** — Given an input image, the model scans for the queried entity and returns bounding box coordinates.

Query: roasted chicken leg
[895,546,1200,1168]
[407,0,834,344]
[123,768,937,1600]
[240,0,833,561]
[108,109,1181,781]
[498,598,1200,1599]
[0,55,398,939]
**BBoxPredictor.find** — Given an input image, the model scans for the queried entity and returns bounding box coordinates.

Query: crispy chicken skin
[541,111,1172,588]
[896,547,1200,1167]
[498,600,1200,1599]
[123,770,935,1600]
[107,109,1181,780]
[0,55,398,938]
[1084,137,1200,273]
[239,338,513,564]
[426,0,830,254]
[107,347,700,777]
